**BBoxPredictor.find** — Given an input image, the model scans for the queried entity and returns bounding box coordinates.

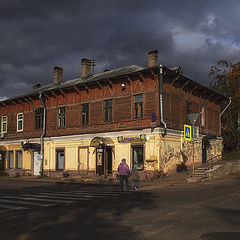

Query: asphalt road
[0,174,239,240]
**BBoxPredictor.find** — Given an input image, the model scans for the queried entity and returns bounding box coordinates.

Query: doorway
[96,146,112,176]
[0,152,5,172]
[132,145,144,170]
[202,141,207,164]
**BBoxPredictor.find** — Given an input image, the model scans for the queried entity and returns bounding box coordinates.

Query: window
[104,100,112,122]
[82,103,89,125]
[56,149,64,171]
[17,113,23,132]
[58,107,65,127]
[35,108,43,129]
[15,150,22,169]
[1,116,7,133]
[186,101,192,115]
[134,95,143,118]
[7,151,14,169]
[200,106,205,126]
[132,146,144,170]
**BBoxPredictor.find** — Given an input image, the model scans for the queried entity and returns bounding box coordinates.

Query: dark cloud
[1,0,240,98]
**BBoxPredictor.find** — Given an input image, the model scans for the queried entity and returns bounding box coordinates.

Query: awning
[21,143,41,151]
[90,137,114,148]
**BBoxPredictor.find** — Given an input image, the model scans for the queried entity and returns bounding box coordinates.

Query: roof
[5,65,143,101]
[0,63,228,104]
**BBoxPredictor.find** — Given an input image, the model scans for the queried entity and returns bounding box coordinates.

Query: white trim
[1,116,7,133]
[17,113,24,132]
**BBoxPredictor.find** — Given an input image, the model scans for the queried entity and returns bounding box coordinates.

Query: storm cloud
[1,0,240,99]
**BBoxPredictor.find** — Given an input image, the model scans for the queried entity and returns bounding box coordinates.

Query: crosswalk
[0,189,126,215]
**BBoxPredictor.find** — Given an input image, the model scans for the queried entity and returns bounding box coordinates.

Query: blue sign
[152,112,156,122]
[184,124,192,141]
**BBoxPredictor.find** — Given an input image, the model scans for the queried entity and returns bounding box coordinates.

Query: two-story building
[0,50,228,178]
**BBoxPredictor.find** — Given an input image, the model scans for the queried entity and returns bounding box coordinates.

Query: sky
[1,0,240,100]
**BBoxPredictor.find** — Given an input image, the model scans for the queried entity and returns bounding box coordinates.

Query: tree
[209,60,240,152]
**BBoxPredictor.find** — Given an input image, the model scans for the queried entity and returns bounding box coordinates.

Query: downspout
[159,64,167,136]
[39,92,46,175]
[220,97,231,116]
[219,97,231,136]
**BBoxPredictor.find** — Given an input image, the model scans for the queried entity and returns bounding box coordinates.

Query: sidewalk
[0,171,190,190]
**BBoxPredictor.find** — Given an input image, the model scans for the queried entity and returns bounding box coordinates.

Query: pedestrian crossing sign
[184,124,192,141]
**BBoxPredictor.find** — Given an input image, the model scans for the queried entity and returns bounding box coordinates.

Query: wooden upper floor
[0,51,228,140]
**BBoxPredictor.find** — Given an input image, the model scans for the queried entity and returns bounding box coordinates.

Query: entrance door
[105,147,112,174]
[0,152,5,171]
[33,152,42,176]
[78,147,88,173]
[96,148,104,176]
[202,141,207,164]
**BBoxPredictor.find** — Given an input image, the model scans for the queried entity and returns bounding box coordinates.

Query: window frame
[7,150,14,169]
[81,103,89,125]
[35,107,43,130]
[17,113,24,132]
[134,95,143,119]
[1,116,7,133]
[58,107,65,128]
[15,150,23,169]
[56,148,65,171]
[104,99,112,122]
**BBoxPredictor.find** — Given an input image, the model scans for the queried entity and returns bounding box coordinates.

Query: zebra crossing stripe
[0,198,54,207]
[8,195,74,204]
[0,204,27,210]
[23,194,90,201]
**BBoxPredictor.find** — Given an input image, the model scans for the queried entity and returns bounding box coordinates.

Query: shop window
[104,99,112,122]
[56,149,64,171]
[58,107,65,127]
[132,146,144,170]
[17,113,23,132]
[82,103,89,125]
[1,116,7,133]
[134,95,143,118]
[35,108,43,129]
[15,150,23,169]
[7,150,14,169]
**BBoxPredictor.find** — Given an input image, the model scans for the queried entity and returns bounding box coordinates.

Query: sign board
[187,113,200,124]
[117,134,147,143]
[193,126,199,138]
[184,124,192,141]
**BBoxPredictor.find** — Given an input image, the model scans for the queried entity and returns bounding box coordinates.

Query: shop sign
[117,134,147,143]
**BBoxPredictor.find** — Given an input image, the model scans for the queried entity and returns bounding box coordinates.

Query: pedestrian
[117,158,130,191]
[131,164,140,191]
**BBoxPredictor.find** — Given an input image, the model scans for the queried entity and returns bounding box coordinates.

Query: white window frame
[1,116,7,133]
[17,113,24,132]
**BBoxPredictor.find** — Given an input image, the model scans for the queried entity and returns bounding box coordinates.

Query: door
[202,141,207,164]
[33,152,42,176]
[105,147,112,174]
[0,152,5,171]
[96,148,104,176]
[78,147,88,173]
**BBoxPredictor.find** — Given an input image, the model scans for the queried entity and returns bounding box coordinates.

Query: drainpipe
[39,92,46,175]
[159,65,167,136]
[220,97,231,116]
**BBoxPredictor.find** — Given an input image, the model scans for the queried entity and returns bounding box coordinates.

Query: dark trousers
[119,175,130,191]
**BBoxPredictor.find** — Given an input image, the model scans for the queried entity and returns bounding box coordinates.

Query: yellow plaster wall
[65,146,77,170]
[114,143,130,170]
[5,144,31,170]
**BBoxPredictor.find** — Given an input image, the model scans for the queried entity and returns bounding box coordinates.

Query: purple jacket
[117,162,130,176]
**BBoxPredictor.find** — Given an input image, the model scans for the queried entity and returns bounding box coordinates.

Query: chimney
[33,84,41,90]
[147,50,158,67]
[81,58,92,78]
[53,66,63,84]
